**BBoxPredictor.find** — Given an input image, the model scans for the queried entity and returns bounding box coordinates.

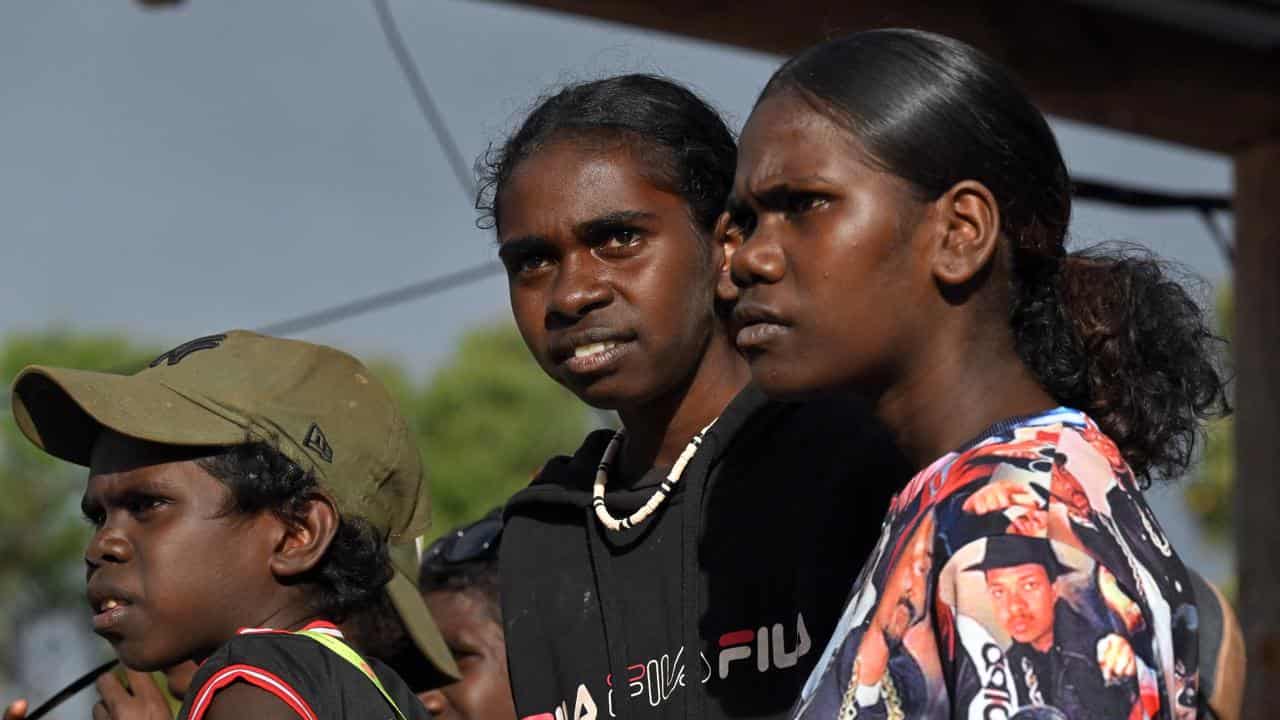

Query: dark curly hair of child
[198,442,392,620]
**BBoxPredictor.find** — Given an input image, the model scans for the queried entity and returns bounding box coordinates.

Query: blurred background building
[0,1,1270,716]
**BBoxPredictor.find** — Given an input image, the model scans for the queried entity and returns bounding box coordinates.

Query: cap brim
[11,366,248,465]
[386,567,461,681]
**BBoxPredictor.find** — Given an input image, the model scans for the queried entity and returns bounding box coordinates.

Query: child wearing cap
[415,509,515,720]
[6,330,458,720]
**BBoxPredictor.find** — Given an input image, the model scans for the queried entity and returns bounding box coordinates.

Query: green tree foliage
[404,322,590,537]
[1184,287,1233,544]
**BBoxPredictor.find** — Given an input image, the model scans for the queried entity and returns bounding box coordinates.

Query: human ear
[268,492,339,579]
[929,180,1000,287]
[713,211,743,303]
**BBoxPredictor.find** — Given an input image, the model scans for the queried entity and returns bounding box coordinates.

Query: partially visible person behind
[722,29,1228,720]
[416,509,515,720]
[157,663,197,708]
[3,330,459,720]
[2,664,190,720]
[331,540,467,698]
[91,663,194,720]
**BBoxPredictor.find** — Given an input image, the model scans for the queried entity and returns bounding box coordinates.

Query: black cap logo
[149,334,227,368]
[304,423,334,463]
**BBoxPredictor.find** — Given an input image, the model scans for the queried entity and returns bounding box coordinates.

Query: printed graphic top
[177,621,429,720]
[793,408,1200,720]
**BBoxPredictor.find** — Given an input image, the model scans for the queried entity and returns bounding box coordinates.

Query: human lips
[550,328,637,375]
[731,303,790,350]
[1007,615,1034,638]
[87,582,136,634]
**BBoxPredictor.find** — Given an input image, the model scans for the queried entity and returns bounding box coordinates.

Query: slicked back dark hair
[760,29,1228,485]
[477,73,737,239]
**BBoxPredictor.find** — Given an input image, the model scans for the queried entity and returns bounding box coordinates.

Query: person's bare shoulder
[202,682,301,720]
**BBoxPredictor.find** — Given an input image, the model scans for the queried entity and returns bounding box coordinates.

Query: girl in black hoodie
[483,75,908,720]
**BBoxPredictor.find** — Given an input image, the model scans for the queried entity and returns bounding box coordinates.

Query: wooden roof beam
[492,0,1280,152]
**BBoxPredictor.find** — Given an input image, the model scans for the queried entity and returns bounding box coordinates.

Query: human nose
[729,223,786,288]
[548,252,611,325]
[85,523,132,571]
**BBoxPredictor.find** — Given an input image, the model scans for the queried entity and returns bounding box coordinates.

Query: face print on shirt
[795,411,1196,720]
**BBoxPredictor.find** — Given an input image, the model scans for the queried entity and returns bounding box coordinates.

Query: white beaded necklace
[592,419,717,532]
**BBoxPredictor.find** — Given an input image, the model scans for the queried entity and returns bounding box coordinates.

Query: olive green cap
[387,541,458,683]
[10,329,459,679]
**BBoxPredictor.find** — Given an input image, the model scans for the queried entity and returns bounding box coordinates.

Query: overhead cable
[1073,177,1234,263]
[255,259,503,336]
[370,0,478,200]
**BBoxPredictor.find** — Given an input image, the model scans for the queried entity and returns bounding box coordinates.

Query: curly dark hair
[763,29,1230,485]
[197,442,393,620]
[475,73,737,238]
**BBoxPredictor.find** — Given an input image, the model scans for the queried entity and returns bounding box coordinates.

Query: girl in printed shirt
[721,29,1228,720]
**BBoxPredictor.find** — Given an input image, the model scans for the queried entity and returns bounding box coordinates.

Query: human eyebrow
[1015,571,1045,585]
[574,210,657,239]
[81,494,103,524]
[446,633,482,657]
[722,195,757,237]
[755,183,817,209]
[747,173,838,205]
[496,236,551,264]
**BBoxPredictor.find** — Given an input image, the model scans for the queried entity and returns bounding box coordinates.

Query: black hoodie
[501,385,907,720]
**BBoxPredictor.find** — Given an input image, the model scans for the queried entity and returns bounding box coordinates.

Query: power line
[1072,178,1231,213]
[1195,208,1236,265]
[370,0,478,201]
[1072,177,1235,264]
[3,2,495,417]
[255,260,503,336]
[0,260,506,416]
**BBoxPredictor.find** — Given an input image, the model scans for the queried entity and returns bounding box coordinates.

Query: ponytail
[1012,243,1229,485]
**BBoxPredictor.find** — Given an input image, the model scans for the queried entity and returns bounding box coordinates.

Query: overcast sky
[0,0,1233,584]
